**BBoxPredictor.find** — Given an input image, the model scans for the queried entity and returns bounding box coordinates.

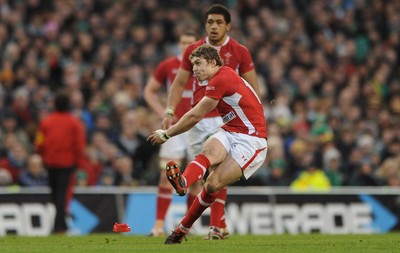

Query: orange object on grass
[113,222,131,232]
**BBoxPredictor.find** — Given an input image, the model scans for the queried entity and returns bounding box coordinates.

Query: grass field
[1,233,399,253]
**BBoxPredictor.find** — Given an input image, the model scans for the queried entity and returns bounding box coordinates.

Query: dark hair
[205,4,231,24]
[54,91,70,112]
[190,44,224,66]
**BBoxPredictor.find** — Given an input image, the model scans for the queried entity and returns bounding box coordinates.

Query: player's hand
[147,129,170,145]
[162,114,176,129]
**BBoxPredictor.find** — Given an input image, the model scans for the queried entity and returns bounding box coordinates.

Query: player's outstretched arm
[149,96,218,145]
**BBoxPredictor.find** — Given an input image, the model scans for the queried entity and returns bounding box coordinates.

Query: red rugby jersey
[181,37,255,118]
[205,66,267,138]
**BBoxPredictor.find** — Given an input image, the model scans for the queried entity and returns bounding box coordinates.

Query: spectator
[348,161,382,186]
[0,168,13,186]
[0,133,20,158]
[18,154,47,187]
[0,110,32,153]
[265,159,289,186]
[335,123,357,174]
[286,139,309,181]
[97,169,115,187]
[11,87,36,127]
[114,109,158,184]
[35,91,86,234]
[113,155,139,187]
[290,153,331,191]
[323,148,344,186]
[91,111,119,143]
[375,158,400,187]
[70,89,95,133]
[76,148,104,186]
[0,141,28,184]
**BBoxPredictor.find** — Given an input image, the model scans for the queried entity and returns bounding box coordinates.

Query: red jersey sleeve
[181,44,195,72]
[237,45,255,75]
[153,59,169,84]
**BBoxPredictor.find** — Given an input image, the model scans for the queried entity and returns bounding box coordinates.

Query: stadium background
[0,0,399,235]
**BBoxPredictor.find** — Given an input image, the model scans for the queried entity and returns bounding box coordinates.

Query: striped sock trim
[214,198,226,205]
[191,161,207,175]
[158,193,172,199]
[178,224,190,233]
[198,194,213,207]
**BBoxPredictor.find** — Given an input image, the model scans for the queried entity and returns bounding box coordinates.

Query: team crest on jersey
[222,111,236,124]
[224,52,232,65]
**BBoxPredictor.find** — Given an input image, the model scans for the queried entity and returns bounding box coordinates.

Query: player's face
[178,35,196,54]
[191,56,212,81]
[205,14,231,46]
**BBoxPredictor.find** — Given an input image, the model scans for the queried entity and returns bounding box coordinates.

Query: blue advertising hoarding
[0,187,399,236]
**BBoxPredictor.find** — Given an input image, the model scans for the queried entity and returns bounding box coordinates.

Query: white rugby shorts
[187,117,223,159]
[159,131,189,160]
[210,129,268,179]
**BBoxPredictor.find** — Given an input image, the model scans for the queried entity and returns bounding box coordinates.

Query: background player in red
[144,31,201,236]
[148,44,268,244]
[162,4,261,239]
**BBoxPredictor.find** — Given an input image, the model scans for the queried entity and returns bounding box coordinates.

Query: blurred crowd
[0,0,399,189]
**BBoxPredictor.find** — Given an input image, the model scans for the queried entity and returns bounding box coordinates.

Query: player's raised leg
[165,153,243,244]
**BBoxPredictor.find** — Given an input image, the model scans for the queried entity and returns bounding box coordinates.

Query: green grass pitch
[1,233,399,253]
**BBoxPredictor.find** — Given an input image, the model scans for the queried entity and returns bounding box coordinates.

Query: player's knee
[189,180,203,194]
[204,183,217,193]
[204,179,222,193]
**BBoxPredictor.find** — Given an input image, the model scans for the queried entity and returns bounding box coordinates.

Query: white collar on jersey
[205,36,230,51]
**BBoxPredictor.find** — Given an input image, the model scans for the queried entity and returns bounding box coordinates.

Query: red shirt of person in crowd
[35,95,86,168]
